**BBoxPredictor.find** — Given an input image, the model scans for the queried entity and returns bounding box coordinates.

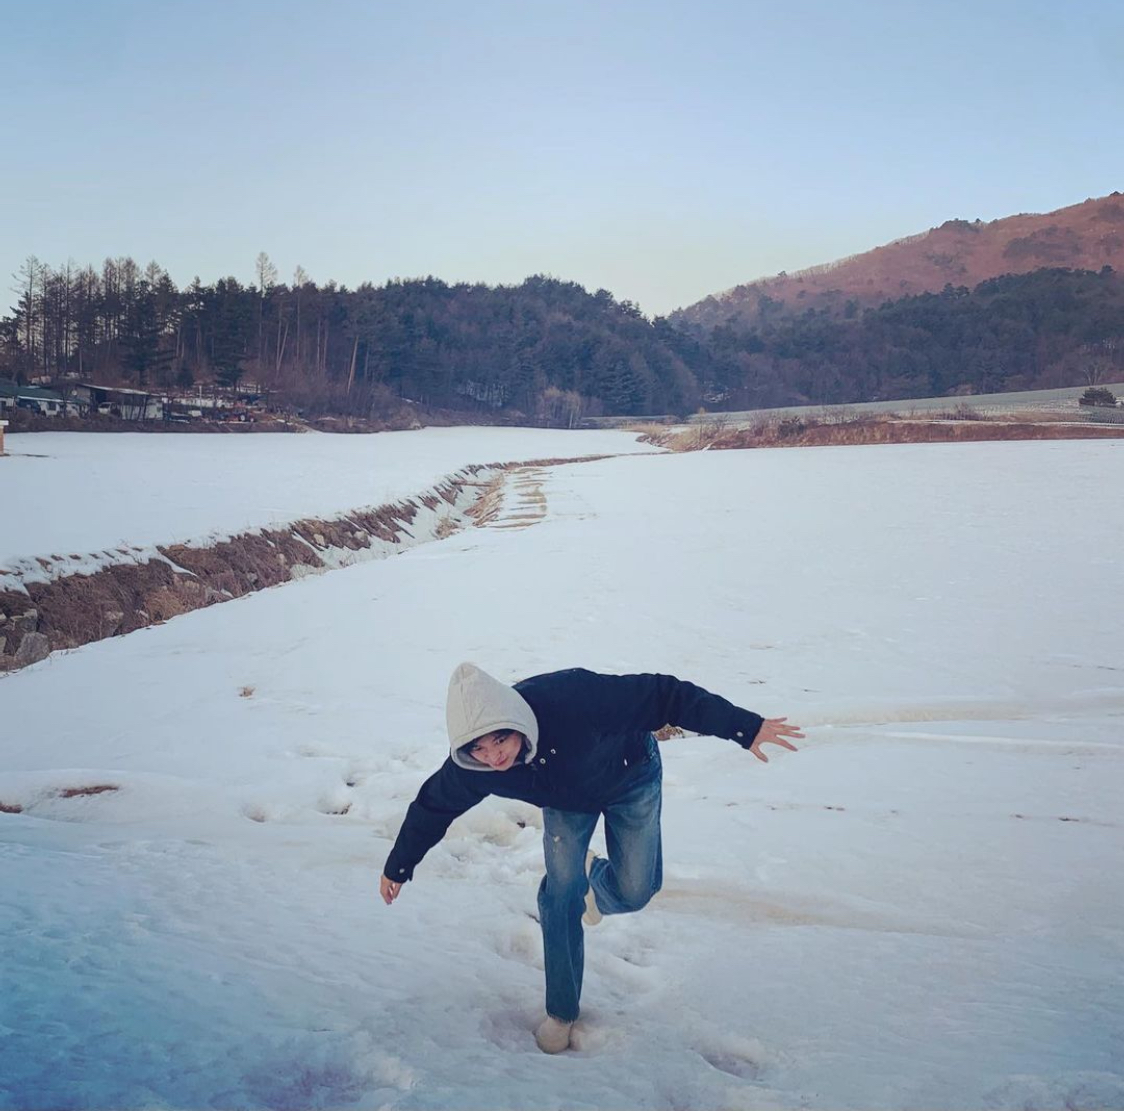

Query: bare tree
[11,256,43,377]
[255,252,278,293]
[292,265,309,373]
[253,253,279,373]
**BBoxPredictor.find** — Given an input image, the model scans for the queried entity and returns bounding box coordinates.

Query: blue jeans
[537,736,663,1022]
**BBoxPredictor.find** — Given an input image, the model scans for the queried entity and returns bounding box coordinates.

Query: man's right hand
[380,875,403,905]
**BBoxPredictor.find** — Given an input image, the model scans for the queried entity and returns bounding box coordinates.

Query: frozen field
[0,427,653,571]
[0,434,1121,1111]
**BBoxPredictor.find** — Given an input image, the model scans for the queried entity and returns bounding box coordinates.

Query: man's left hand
[749,717,805,763]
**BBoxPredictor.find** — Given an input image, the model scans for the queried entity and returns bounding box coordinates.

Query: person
[380,662,804,1054]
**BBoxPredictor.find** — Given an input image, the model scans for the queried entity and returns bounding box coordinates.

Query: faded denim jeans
[537,735,663,1022]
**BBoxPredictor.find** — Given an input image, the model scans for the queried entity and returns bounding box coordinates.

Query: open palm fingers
[751,718,805,762]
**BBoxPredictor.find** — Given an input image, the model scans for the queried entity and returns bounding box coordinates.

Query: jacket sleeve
[582,671,765,749]
[383,757,492,882]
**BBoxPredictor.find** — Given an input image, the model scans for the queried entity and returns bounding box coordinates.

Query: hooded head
[446,662,539,771]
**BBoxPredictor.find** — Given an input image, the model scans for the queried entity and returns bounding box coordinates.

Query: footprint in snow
[567,1016,627,1054]
[480,1006,543,1052]
[698,1046,764,1081]
[591,946,662,995]
[366,814,406,840]
[693,1031,771,1082]
[489,919,543,971]
[452,806,540,848]
[241,1051,372,1109]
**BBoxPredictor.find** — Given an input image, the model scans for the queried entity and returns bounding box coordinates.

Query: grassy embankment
[629,408,1122,451]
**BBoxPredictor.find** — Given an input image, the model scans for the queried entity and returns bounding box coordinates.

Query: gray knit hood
[446,662,540,771]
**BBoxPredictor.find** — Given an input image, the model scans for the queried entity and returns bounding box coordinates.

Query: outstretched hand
[379,875,403,905]
[749,717,805,763]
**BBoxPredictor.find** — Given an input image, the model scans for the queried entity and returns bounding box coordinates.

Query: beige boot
[582,850,603,926]
[535,1016,574,1054]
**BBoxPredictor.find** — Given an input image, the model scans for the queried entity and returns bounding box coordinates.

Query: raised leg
[589,740,663,916]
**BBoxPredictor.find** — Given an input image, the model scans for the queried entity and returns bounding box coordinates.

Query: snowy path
[0,438,1120,1111]
[475,464,553,532]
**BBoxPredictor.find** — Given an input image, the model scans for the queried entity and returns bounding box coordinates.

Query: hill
[694,267,1123,408]
[673,193,1123,332]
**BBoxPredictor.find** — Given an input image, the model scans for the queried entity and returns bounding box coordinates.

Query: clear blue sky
[3,0,1121,317]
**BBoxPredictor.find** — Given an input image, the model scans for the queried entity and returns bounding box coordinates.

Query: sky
[2,0,1121,317]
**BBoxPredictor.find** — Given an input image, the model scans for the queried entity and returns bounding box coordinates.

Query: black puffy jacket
[383,669,764,882]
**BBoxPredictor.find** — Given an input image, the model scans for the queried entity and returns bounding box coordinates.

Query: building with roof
[72,384,162,420]
[0,379,68,416]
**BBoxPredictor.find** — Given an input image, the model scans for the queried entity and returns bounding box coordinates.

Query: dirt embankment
[710,420,1121,450]
[637,416,1123,452]
[0,454,616,674]
[0,469,492,672]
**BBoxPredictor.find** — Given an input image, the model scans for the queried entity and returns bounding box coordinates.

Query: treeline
[698,267,1122,409]
[0,256,708,422]
[2,256,1119,421]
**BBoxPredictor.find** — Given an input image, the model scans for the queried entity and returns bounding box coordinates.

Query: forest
[2,255,1119,424]
[697,266,1123,410]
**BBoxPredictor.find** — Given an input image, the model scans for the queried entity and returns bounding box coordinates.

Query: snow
[0,434,1121,1111]
[0,427,653,579]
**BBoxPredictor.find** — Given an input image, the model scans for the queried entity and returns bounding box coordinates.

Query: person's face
[469,729,523,771]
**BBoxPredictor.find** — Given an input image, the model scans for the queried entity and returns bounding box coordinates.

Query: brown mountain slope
[673,193,1122,331]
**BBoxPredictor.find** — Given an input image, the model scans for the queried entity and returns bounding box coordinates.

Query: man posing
[381,663,803,1053]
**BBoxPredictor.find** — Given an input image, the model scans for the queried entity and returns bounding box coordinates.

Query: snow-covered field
[0,428,652,579]
[1,432,1121,1111]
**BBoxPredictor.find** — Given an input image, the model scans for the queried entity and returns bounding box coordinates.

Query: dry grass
[657,421,742,450]
[464,474,506,526]
[2,783,119,810]
[622,422,678,444]
[658,413,1122,452]
[58,785,119,798]
[934,403,987,421]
